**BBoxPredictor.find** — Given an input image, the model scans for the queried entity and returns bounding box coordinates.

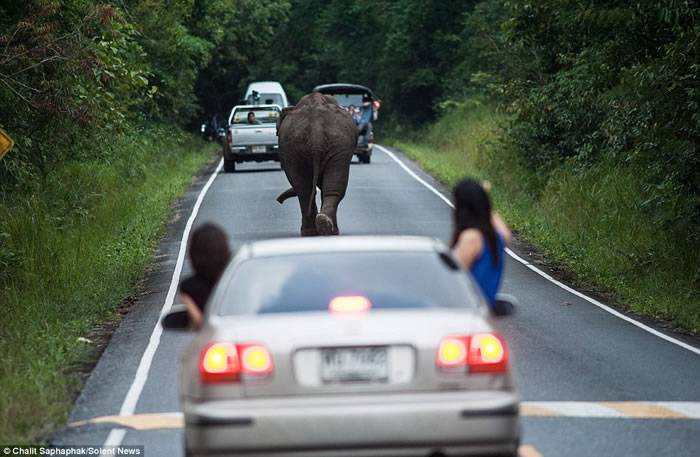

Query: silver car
[164,236,520,457]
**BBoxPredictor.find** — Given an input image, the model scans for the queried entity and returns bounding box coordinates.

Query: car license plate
[321,347,389,383]
[252,145,266,153]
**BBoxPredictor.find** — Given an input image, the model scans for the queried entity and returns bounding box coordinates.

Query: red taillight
[200,342,240,382]
[239,344,274,375]
[199,342,273,382]
[225,130,233,145]
[468,333,507,373]
[437,336,469,368]
[437,333,507,374]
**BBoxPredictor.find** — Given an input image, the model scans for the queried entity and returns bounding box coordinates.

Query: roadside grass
[391,102,700,333]
[0,127,216,443]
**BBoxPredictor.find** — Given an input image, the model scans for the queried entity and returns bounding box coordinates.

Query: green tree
[194,0,291,116]
[0,1,150,186]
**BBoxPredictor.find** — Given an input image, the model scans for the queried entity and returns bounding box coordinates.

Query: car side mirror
[161,305,191,331]
[492,293,518,317]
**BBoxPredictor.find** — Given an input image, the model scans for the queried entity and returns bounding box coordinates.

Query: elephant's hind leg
[299,193,319,236]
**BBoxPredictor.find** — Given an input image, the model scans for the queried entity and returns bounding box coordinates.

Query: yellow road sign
[0,128,14,160]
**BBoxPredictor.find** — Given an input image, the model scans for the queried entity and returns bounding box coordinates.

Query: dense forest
[1,0,699,443]
[2,0,698,233]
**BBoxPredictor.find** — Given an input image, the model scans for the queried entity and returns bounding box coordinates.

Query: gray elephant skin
[276,92,357,236]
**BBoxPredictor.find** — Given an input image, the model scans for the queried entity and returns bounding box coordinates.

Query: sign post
[0,128,14,160]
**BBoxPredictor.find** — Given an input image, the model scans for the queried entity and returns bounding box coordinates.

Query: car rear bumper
[184,390,519,456]
[354,144,372,156]
[224,147,279,162]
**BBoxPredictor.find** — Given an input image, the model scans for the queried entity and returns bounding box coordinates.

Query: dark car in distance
[314,83,379,164]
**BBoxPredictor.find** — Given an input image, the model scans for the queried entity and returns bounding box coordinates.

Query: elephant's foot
[300,227,319,237]
[315,213,336,236]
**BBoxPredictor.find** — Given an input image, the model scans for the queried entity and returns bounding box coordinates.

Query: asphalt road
[54,145,700,457]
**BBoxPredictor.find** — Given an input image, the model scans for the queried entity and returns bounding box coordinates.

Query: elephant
[276,92,357,236]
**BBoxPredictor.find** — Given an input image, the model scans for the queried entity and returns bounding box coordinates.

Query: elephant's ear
[277,106,294,135]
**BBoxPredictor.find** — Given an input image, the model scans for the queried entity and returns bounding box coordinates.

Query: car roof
[313,83,374,97]
[246,236,445,258]
[232,104,281,110]
[245,81,286,94]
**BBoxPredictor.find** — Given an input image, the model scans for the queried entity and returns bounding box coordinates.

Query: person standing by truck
[356,96,373,136]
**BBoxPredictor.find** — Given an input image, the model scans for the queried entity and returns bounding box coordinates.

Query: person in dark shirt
[179,223,232,328]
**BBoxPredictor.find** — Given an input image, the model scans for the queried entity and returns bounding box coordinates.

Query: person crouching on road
[451,178,512,310]
[179,223,232,329]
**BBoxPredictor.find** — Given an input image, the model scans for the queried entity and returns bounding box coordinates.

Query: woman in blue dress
[451,178,512,309]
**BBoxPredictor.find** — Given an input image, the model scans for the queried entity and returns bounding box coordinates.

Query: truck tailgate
[231,125,277,146]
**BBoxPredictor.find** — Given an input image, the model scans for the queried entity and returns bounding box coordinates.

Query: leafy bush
[503,0,700,238]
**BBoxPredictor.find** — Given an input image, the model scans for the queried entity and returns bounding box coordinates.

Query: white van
[244,81,289,108]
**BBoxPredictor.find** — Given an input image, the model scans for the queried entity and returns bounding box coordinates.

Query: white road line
[660,402,700,418]
[103,428,126,447]
[103,159,223,448]
[375,144,700,356]
[526,402,624,418]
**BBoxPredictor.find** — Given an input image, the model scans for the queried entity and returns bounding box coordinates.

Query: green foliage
[502,0,700,235]
[194,0,291,115]
[243,0,479,124]
[0,1,152,186]
[122,0,212,121]
[0,0,291,190]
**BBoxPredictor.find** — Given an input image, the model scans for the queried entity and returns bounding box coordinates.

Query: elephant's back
[279,103,356,155]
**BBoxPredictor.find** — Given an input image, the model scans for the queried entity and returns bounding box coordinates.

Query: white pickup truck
[222,104,281,172]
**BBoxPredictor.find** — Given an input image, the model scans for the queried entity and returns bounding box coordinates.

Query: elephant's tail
[276,187,296,204]
[307,154,321,216]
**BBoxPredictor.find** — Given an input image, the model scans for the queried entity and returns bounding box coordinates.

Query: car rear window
[215,251,480,316]
[327,93,364,107]
[231,107,280,124]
